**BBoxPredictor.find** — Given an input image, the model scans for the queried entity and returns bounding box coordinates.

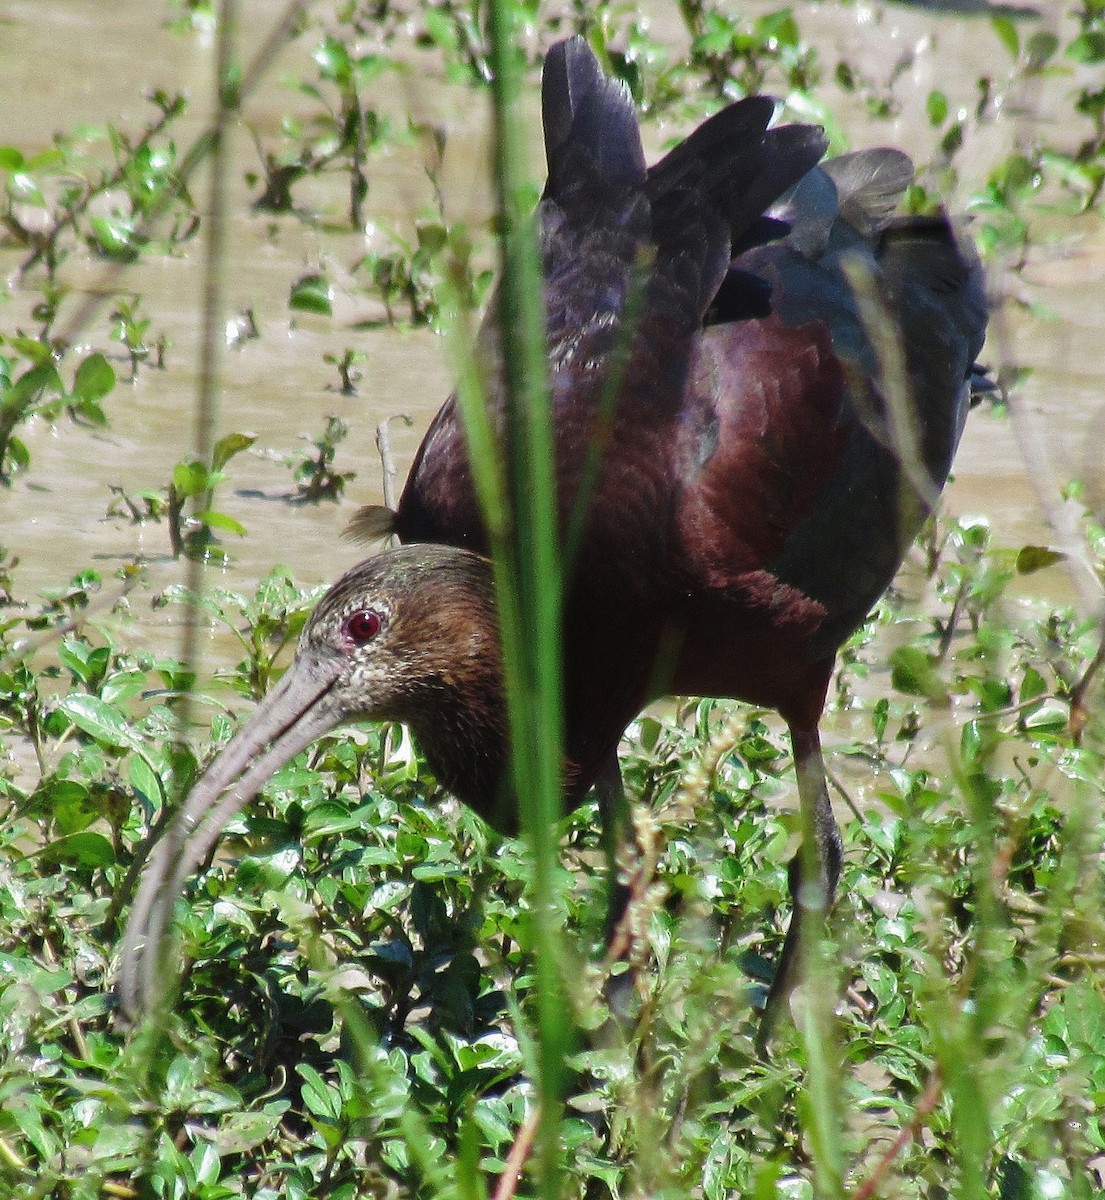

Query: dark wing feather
[399,37,829,557]
[541,37,646,201]
[678,149,986,657]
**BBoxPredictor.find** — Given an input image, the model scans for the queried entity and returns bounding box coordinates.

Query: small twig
[40,936,91,1064]
[825,760,863,824]
[935,573,969,665]
[492,1105,540,1200]
[375,413,413,514]
[1069,626,1105,742]
[841,253,941,515]
[844,983,874,1015]
[848,1070,943,1200]
[102,1182,139,1199]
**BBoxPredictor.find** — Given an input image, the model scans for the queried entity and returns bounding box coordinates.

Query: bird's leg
[757,723,842,1050]
[595,750,631,948]
[594,749,640,1025]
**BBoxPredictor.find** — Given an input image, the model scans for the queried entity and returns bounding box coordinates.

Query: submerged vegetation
[0,1,1104,1197]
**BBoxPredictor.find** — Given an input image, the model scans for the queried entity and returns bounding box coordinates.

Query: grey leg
[594,749,631,945]
[757,724,842,1051]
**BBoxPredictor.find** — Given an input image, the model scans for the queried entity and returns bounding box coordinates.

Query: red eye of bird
[343,609,382,644]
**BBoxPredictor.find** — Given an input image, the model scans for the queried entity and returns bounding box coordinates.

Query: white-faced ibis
[119,38,987,1026]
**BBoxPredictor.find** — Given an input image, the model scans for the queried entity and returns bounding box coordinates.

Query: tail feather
[822,148,914,236]
[542,38,646,200]
[648,102,827,249]
[539,38,833,332]
[770,148,916,259]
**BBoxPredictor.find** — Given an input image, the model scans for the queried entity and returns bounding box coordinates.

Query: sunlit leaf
[195,510,247,536]
[38,831,116,868]
[211,431,256,472]
[990,15,1019,60]
[57,693,142,751]
[72,353,116,404]
[1016,545,1063,574]
[289,273,333,315]
[173,459,211,497]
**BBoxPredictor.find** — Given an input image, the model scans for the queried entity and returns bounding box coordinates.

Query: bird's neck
[405,676,513,832]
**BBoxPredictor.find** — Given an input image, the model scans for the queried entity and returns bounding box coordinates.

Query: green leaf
[89,214,136,256]
[314,36,353,84]
[4,362,64,414]
[1018,666,1047,705]
[56,693,141,750]
[7,172,44,206]
[47,780,96,835]
[1022,30,1057,72]
[71,352,116,403]
[872,697,889,741]
[990,15,1019,60]
[38,831,116,868]
[297,1063,341,1120]
[0,147,25,171]
[926,89,948,127]
[173,459,212,497]
[25,147,66,173]
[423,8,461,53]
[1015,545,1063,574]
[354,53,391,86]
[890,645,946,701]
[960,718,983,764]
[1022,700,1068,731]
[4,335,57,367]
[128,752,165,806]
[211,431,256,472]
[5,436,29,470]
[289,273,333,315]
[195,510,247,537]
[1066,30,1105,63]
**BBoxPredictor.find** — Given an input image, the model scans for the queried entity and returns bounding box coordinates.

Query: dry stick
[1069,627,1105,742]
[491,1105,541,1200]
[375,413,413,513]
[115,0,287,1011]
[848,1070,944,1200]
[142,2,244,950]
[936,573,970,665]
[825,760,863,824]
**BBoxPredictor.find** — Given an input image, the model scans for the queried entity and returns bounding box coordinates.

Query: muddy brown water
[1,1,1102,804]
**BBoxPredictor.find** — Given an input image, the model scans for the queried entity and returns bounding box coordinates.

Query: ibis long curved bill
[119,648,349,1016]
